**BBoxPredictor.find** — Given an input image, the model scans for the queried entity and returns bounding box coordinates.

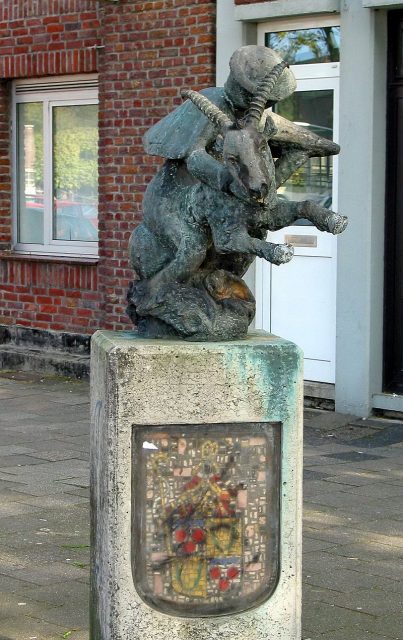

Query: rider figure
[143,45,337,198]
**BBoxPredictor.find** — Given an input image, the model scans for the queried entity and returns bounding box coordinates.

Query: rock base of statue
[126,268,256,342]
[90,330,302,640]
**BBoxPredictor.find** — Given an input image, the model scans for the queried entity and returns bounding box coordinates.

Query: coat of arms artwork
[126,45,347,342]
[133,422,281,617]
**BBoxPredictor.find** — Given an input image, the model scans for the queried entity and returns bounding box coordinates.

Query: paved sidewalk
[0,372,402,640]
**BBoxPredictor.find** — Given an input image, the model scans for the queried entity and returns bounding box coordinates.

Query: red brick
[40,305,58,314]
[36,296,53,304]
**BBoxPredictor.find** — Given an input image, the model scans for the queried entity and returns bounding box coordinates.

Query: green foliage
[266,27,340,65]
[19,102,98,198]
[53,127,98,195]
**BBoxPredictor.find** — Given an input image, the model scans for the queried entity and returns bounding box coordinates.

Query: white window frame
[257,13,340,34]
[12,75,99,257]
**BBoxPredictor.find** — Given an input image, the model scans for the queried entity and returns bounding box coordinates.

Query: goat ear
[263,115,278,140]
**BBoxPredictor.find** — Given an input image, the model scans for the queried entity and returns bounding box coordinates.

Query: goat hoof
[326,214,348,235]
[272,243,294,265]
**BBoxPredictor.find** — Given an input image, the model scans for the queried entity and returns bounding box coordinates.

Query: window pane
[17,103,44,244]
[265,27,340,65]
[275,90,334,224]
[52,104,98,242]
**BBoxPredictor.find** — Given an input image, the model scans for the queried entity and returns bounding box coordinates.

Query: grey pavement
[0,371,402,639]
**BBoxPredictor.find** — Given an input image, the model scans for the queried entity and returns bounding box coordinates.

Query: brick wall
[0,0,217,336]
[97,0,216,330]
[0,0,101,335]
[0,0,99,79]
[0,258,99,332]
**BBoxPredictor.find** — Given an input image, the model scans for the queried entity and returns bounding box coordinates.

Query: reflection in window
[53,104,98,242]
[14,81,98,254]
[265,27,340,65]
[274,90,334,221]
[17,103,44,243]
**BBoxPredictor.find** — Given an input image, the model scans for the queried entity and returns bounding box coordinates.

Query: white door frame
[255,24,340,382]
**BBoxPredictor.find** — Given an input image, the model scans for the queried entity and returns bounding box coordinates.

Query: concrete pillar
[216,0,244,85]
[336,1,387,415]
[90,330,303,640]
[216,0,257,86]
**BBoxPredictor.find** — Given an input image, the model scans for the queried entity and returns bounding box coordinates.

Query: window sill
[0,250,99,265]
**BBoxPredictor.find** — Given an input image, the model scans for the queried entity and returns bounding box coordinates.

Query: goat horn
[245,61,289,126]
[181,89,233,130]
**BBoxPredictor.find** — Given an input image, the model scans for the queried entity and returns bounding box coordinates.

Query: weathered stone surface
[90,330,303,640]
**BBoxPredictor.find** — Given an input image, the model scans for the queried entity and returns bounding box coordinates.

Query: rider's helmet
[224,45,296,109]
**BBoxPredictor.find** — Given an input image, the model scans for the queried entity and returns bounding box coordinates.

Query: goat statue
[127,60,347,341]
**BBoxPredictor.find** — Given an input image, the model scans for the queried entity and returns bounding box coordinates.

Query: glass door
[256,21,340,383]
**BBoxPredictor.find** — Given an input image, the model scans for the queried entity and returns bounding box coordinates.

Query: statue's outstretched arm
[274,150,310,188]
[186,149,230,193]
[268,111,340,187]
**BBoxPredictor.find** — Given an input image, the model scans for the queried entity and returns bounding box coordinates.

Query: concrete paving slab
[0,502,45,518]
[0,617,70,640]
[11,493,89,509]
[26,450,89,462]
[313,586,403,616]
[304,566,398,594]
[302,600,375,634]
[63,487,89,499]
[352,615,403,639]
[0,478,32,492]
[304,489,402,516]
[325,542,403,569]
[0,371,401,640]
[0,592,60,621]
[309,630,395,640]
[303,409,358,430]
[0,561,88,586]
[0,455,51,467]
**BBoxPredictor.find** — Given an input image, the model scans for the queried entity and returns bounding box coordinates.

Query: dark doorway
[384,12,403,393]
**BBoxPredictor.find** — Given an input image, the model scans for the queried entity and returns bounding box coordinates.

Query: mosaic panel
[132,422,281,617]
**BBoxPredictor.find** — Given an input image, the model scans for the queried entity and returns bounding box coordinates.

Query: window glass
[53,104,98,242]
[17,102,44,243]
[265,27,340,65]
[14,81,98,254]
[275,89,334,223]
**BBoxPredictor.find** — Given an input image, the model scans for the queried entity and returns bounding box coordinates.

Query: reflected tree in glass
[274,90,335,221]
[265,27,340,65]
[17,102,44,243]
[52,104,98,242]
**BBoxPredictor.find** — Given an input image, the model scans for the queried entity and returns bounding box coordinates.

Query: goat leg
[270,199,348,235]
[211,223,294,266]
[132,230,208,314]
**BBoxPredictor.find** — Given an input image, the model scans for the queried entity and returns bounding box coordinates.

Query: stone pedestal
[90,330,303,640]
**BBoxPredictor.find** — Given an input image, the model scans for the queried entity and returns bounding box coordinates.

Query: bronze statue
[127,46,347,341]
